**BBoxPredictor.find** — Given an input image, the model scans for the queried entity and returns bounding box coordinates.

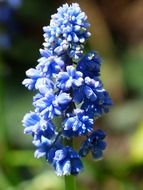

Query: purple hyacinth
[22,3,112,176]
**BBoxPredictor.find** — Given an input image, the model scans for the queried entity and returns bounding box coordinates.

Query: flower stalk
[65,174,76,190]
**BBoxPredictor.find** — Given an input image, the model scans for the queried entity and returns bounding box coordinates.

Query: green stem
[65,174,76,190]
[64,138,77,190]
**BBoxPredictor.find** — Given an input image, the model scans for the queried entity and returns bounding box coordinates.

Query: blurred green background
[0,0,143,189]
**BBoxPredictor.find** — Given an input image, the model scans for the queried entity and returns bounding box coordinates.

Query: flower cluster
[22,3,112,176]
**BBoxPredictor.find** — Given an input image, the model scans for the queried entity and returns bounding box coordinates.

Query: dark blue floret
[79,129,106,160]
[73,77,112,117]
[81,90,112,118]
[77,51,102,78]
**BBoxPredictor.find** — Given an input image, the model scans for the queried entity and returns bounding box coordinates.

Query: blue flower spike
[22,3,112,176]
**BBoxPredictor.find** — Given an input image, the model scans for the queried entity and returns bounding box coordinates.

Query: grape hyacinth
[22,3,112,176]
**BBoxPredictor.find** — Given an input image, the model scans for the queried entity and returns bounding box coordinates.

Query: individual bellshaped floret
[22,3,112,176]
[22,112,56,142]
[63,109,93,137]
[52,146,83,176]
[81,91,112,118]
[22,68,54,91]
[73,77,112,117]
[77,51,102,78]
[37,49,65,76]
[56,65,83,91]
[34,136,61,159]
[33,91,72,119]
[79,129,106,160]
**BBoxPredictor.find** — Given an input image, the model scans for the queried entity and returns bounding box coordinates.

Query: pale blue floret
[37,50,65,76]
[34,136,53,159]
[22,112,40,134]
[34,140,83,175]
[22,112,56,143]
[63,109,93,137]
[22,50,64,91]
[52,146,83,176]
[33,91,72,119]
[56,65,83,91]
[22,68,54,91]
[34,135,63,159]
